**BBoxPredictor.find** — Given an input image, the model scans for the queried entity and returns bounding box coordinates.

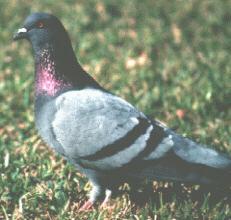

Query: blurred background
[0,0,230,219]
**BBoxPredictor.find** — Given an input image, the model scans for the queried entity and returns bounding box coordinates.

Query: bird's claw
[79,200,94,211]
[100,189,112,209]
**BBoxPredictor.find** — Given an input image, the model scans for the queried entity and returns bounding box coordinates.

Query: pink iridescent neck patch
[35,50,71,96]
[36,68,70,96]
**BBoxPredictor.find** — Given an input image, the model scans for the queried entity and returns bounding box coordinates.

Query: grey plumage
[14,12,231,208]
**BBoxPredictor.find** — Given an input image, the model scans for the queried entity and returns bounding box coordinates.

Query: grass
[0,0,230,219]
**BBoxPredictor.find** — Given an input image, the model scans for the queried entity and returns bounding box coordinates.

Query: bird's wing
[52,88,173,171]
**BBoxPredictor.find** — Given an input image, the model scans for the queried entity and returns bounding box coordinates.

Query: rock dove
[14,13,231,209]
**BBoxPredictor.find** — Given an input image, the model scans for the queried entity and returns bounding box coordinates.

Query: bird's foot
[100,189,112,209]
[79,200,94,211]
[80,183,102,211]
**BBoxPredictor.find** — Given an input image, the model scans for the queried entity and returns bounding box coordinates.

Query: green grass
[0,0,230,219]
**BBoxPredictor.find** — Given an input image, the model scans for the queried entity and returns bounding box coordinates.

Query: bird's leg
[100,189,112,208]
[80,183,104,211]
[79,200,94,211]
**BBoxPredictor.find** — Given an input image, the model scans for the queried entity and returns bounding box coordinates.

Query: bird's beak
[13,27,28,40]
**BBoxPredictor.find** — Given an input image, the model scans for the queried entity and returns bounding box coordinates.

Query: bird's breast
[35,97,66,156]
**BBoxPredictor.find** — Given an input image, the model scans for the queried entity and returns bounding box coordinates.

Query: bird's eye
[37,21,45,28]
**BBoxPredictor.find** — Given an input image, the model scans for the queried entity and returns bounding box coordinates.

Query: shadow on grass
[115,182,231,208]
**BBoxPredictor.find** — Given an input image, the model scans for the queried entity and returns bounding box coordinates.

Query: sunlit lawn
[0,0,230,219]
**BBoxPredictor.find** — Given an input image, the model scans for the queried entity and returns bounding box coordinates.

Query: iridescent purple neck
[35,48,71,96]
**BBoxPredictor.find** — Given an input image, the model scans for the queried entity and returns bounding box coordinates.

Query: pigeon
[13,13,231,210]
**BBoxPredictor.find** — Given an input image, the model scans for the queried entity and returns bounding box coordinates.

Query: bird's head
[13,13,100,92]
[13,12,70,53]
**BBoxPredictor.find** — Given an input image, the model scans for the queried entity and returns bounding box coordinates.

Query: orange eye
[37,21,44,28]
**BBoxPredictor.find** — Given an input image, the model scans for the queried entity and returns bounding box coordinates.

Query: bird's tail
[137,132,231,187]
